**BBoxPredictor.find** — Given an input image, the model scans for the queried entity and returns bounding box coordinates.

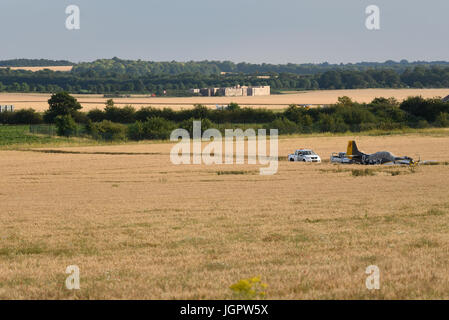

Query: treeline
[83,97,449,133]
[0,59,73,67]
[3,93,449,139]
[0,66,448,94]
[2,58,449,76]
[71,57,449,76]
[50,96,449,140]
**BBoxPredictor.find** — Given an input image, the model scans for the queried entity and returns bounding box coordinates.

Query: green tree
[55,115,77,137]
[87,108,106,122]
[227,102,241,111]
[21,82,30,92]
[89,120,127,141]
[106,99,114,108]
[44,92,82,123]
[192,104,209,119]
[435,113,449,127]
[336,96,354,106]
[265,118,298,134]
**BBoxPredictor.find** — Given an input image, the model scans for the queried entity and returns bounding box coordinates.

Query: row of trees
[71,57,449,76]
[0,67,447,93]
[3,58,448,76]
[3,93,449,139]
[0,65,448,94]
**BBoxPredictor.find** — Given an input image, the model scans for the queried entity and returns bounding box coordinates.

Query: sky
[0,0,448,64]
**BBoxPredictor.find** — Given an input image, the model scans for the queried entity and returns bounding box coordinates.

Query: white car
[288,149,321,162]
[330,152,353,164]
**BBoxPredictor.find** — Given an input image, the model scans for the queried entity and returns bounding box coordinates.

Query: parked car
[288,149,321,162]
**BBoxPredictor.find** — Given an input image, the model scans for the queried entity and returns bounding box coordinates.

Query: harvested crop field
[0,66,73,72]
[1,88,448,111]
[1,133,449,299]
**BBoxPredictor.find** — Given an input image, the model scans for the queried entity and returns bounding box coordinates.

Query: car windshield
[301,151,315,155]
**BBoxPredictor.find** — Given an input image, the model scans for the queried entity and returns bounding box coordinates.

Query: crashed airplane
[331,141,416,165]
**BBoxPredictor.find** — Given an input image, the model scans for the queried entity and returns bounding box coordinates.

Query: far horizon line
[1,57,449,66]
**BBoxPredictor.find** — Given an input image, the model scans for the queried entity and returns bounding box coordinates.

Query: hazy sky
[0,0,448,64]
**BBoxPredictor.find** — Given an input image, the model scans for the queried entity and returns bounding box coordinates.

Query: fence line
[29,124,88,137]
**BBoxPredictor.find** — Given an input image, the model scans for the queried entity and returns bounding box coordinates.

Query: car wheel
[290,158,294,162]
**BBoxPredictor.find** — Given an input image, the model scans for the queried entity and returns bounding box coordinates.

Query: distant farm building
[199,88,220,97]
[192,85,270,97]
[443,95,449,103]
[0,105,14,112]
[189,88,201,95]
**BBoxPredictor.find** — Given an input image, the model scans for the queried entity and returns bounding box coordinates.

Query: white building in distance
[0,105,14,112]
[191,85,270,97]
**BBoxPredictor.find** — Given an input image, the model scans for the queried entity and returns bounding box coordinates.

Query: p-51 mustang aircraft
[331,141,416,165]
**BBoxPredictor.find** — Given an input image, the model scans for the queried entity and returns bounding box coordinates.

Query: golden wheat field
[1,132,449,299]
[1,88,448,111]
[0,66,73,72]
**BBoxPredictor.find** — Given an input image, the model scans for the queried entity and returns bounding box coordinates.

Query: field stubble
[0,134,449,299]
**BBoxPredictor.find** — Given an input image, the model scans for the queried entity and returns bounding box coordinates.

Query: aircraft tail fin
[347,140,362,156]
